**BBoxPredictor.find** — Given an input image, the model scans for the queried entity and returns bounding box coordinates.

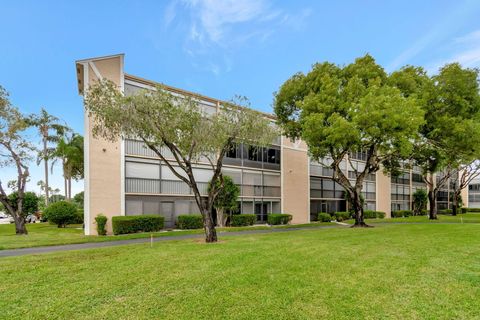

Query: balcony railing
[126,178,210,195]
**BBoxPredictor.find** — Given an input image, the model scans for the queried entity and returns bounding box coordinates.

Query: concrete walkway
[0,225,341,258]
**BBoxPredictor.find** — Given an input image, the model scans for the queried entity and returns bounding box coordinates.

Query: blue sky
[1,0,480,196]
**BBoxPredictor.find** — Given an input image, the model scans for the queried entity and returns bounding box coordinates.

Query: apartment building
[76,54,470,235]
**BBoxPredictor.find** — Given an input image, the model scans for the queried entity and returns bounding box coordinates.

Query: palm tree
[31,108,70,206]
[52,134,84,200]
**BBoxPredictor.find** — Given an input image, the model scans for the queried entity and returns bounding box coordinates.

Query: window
[126,162,159,179]
[263,147,280,164]
[226,143,240,159]
[247,146,262,162]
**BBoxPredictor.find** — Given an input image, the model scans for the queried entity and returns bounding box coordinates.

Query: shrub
[231,214,256,227]
[461,207,468,214]
[177,215,203,229]
[419,209,428,216]
[438,209,452,215]
[334,211,351,222]
[112,215,164,235]
[317,212,331,222]
[466,208,480,213]
[363,210,386,219]
[95,214,108,236]
[267,213,292,225]
[43,201,78,227]
[73,209,84,224]
[392,210,413,218]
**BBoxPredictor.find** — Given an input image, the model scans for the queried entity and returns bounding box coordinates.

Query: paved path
[0,225,341,258]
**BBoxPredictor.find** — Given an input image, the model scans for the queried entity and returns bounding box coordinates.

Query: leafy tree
[7,192,39,217]
[73,191,84,208]
[274,55,424,227]
[392,64,480,219]
[412,189,428,216]
[85,80,277,242]
[0,86,36,234]
[52,134,84,200]
[30,108,70,206]
[450,162,480,215]
[209,175,240,227]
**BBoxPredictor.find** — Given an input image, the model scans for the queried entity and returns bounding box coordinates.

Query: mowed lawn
[0,221,334,250]
[1,224,480,319]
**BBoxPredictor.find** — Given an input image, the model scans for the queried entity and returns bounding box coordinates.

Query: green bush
[334,211,351,222]
[317,212,331,222]
[73,209,84,224]
[461,208,468,214]
[43,201,78,228]
[267,214,292,225]
[466,208,480,213]
[419,209,428,216]
[95,214,108,236]
[231,214,256,227]
[177,215,203,229]
[112,215,164,235]
[363,210,386,219]
[392,210,413,218]
[438,209,452,215]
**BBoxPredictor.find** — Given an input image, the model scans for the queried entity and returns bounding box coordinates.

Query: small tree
[450,162,480,215]
[274,55,424,227]
[7,191,39,217]
[0,86,35,234]
[43,201,77,228]
[85,81,276,242]
[412,189,428,216]
[209,175,240,227]
[73,191,84,208]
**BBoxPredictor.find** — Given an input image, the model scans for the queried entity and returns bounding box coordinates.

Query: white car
[0,212,14,224]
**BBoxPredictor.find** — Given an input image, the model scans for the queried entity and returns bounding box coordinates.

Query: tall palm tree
[31,108,70,206]
[52,134,84,200]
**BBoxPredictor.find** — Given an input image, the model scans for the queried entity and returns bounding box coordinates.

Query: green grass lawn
[1,224,479,319]
[0,221,334,250]
[345,213,480,225]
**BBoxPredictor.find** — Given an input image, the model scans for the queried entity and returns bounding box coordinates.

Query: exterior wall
[376,168,391,218]
[281,137,310,223]
[80,55,124,235]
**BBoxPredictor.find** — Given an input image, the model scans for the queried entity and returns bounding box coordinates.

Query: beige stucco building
[76,54,468,235]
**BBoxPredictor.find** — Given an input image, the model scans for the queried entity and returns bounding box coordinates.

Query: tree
[7,191,39,217]
[274,55,424,227]
[52,134,84,200]
[30,108,70,206]
[43,201,78,228]
[209,175,240,227]
[85,80,277,242]
[451,162,480,215]
[412,189,428,216]
[73,191,84,208]
[394,64,480,219]
[0,86,35,234]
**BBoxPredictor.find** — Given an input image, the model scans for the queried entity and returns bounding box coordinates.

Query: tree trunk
[43,137,49,207]
[351,190,370,228]
[68,177,72,200]
[428,190,438,220]
[452,190,461,216]
[14,215,28,235]
[203,208,217,242]
[216,208,225,227]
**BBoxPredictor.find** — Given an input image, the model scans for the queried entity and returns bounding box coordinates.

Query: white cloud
[426,29,480,74]
[161,0,311,75]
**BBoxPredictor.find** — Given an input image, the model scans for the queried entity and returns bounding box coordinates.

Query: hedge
[392,210,413,218]
[461,208,468,213]
[333,211,351,222]
[177,215,203,229]
[112,215,164,235]
[267,213,292,225]
[231,214,256,227]
[438,209,452,215]
[95,214,108,236]
[363,210,386,219]
[318,212,331,222]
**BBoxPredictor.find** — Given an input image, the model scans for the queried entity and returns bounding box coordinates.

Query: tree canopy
[274,55,425,226]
